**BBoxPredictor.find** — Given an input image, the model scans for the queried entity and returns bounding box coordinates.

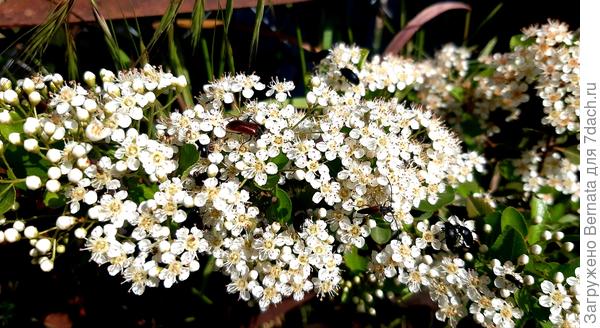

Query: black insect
[357,205,394,216]
[199,144,210,158]
[225,120,263,137]
[309,49,331,64]
[504,273,524,288]
[443,221,476,252]
[340,67,360,85]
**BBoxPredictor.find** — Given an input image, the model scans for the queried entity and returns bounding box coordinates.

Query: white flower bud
[76,107,90,121]
[71,144,87,158]
[3,89,18,105]
[115,161,127,173]
[553,231,565,241]
[56,244,65,253]
[183,195,194,208]
[554,272,565,283]
[530,244,543,255]
[23,138,39,152]
[46,148,62,163]
[4,228,20,243]
[423,254,433,265]
[24,226,38,239]
[144,92,156,103]
[74,227,87,239]
[0,77,12,90]
[499,289,511,298]
[524,275,535,286]
[43,121,56,135]
[8,132,21,145]
[0,140,3,153]
[562,242,574,252]
[22,78,35,94]
[132,79,145,93]
[47,167,62,180]
[207,164,219,177]
[25,175,42,190]
[483,224,492,233]
[464,252,474,261]
[51,127,66,141]
[52,74,64,85]
[518,254,529,266]
[0,230,4,243]
[317,207,327,218]
[76,157,90,169]
[35,238,52,253]
[542,230,553,241]
[532,215,543,224]
[158,240,171,252]
[56,216,76,230]
[39,257,54,272]
[23,117,40,135]
[13,220,25,231]
[46,179,61,192]
[83,98,97,111]
[67,168,83,183]
[176,75,187,88]
[83,71,96,86]
[28,91,41,106]
[0,110,11,123]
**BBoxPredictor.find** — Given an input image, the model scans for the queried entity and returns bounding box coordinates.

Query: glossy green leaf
[416,188,455,212]
[490,227,528,262]
[0,184,16,215]
[530,197,549,223]
[371,226,392,244]
[501,207,528,237]
[270,152,289,171]
[177,144,200,175]
[43,191,66,209]
[343,246,368,273]
[266,187,292,224]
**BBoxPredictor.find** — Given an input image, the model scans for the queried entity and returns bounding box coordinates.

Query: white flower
[539,280,572,314]
[89,191,137,227]
[235,151,278,186]
[491,298,523,328]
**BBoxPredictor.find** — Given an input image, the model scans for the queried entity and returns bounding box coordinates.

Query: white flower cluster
[0,58,483,322]
[538,268,580,327]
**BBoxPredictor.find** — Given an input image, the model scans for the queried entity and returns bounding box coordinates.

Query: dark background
[0,1,579,327]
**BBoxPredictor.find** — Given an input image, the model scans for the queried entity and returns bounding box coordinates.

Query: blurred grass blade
[64,25,78,80]
[146,0,183,55]
[384,2,471,55]
[249,0,265,63]
[201,38,214,80]
[295,23,307,89]
[322,25,333,50]
[168,29,193,106]
[462,10,471,45]
[21,0,75,64]
[191,0,206,51]
[91,0,131,69]
[479,37,497,58]
[475,3,503,35]
[223,0,235,73]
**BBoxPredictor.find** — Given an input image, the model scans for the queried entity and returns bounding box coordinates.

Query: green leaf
[416,188,455,212]
[526,224,545,245]
[490,227,528,262]
[501,207,528,237]
[557,214,579,225]
[371,226,392,244]
[270,152,289,171]
[127,181,158,203]
[449,87,464,102]
[0,112,24,139]
[509,34,535,50]
[479,37,497,58]
[177,144,200,175]
[266,187,292,224]
[530,197,550,223]
[559,146,579,165]
[254,175,279,191]
[466,196,494,218]
[343,247,368,273]
[43,191,66,209]
[455,181,482,198]
[0,184,16,215]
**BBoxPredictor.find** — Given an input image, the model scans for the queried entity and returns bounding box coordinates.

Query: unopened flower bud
[542,230,552,241]
[23,138,39,152]
[39,257,54,272]
[562,242,574,252]
[74,227,87,239]
[35,238,52,253]
[56,216,76,230]
[67,168,83,183]
[46,179,61,193]
[28,91,41,106]
[47,167,62,180]
[43,121,56,135]
[4,228,20,243]
[553,231,565,241]
[23,117,40,135]
[25,175,42,190]
[531,244,543,255]
[83,71,96,87]
[3,89,18,105]
[24,226,38,239]
[554,272,565,283]
[46,149,62,163]
[0,110,11,123]
[518,254,529,266]
[8,132,21,145]
[524,275,535,286]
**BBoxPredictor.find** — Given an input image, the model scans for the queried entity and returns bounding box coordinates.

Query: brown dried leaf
[384,2,471,55]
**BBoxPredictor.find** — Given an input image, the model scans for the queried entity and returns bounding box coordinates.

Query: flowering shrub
[0,21,579,327]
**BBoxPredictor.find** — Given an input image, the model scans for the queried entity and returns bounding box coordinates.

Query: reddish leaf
[384,2,471,55]
[44,313,72,328]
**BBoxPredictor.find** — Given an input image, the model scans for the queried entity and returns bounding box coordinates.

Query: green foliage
[266,187,292,224]
[0,184,16,215]
[43,191,66,209]
[490,227,528,262]
[343,246,368,273]
[415,188,455,212]
[371,226,392,244]
[501,207,528,237]
[177,144,200,176]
